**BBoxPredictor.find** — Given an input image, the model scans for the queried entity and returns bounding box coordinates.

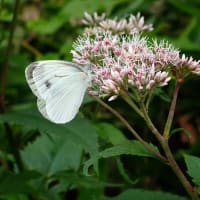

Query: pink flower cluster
[71,13,200,101]
[82,12,153,35]
[175,54,200,76]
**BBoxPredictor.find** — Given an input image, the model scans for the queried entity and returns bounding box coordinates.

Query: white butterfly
[25,60,91,124]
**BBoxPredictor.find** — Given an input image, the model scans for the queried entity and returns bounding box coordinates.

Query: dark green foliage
[0,0,200,199]
[184,155,200,194]
[100,189,188,200]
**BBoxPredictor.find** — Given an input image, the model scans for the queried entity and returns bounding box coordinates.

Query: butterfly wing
[44,72,89,123]
[25,60,90,123]
[25,60,83,99]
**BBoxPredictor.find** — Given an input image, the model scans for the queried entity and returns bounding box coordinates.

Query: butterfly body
[25,60,91,124]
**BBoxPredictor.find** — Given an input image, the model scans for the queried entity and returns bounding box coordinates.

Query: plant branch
[21,40,42,58]
[145,90,153,110]
[163,79,182,139]
[92,95,167,163]
[140,102,164,144]
[161,140,199,199]
[0,0,24,172]
[120,90,144,118]
[122,96,143,117]
[139,89,199,199]
[0,0,20,112]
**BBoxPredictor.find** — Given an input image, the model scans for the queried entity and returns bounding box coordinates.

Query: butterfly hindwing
[44,73,88,123]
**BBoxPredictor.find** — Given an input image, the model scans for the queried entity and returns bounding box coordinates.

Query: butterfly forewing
[25,61,83,99]
[25,60,91,123]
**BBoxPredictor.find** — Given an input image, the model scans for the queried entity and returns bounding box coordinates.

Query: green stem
[0,0,24,172]
[92,96,167,163]
[140,98,199,199]
[145,90,153,110]
[122,96,144,118]
[120,90,144,118]
[0,0,20,111]
[93,93,199,199]
[140,102,164,144]
[161,140,199,200]
[163,79,182,139]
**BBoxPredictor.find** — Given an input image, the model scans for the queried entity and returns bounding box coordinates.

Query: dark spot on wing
[45,80,51,88]
[27,64,37,79]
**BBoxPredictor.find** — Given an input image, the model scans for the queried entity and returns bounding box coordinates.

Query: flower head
[82,12,153,35]
[173,54,200,77]
[71,12,200,101]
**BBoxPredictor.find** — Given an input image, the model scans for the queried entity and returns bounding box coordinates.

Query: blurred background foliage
[0,0,200,199]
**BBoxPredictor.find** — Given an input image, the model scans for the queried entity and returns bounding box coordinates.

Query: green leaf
[0,168,40,194]
[95,122,128,145]
[100,189,188,200]
[83,140,157,175]
[54,171,107,189]
[170,128,191,138]
[95,122,137,185]
[0,108,98,158]
[184,154,200,193]
[21,134,82,175]
[47,171,114,200]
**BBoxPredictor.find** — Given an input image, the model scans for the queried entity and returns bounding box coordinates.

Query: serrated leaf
[21,134,82,175]
[184,154,200,193]
[95,122,128,145]
[83,140,157,175]
[100,189,188,200]
[0,108,98,158]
